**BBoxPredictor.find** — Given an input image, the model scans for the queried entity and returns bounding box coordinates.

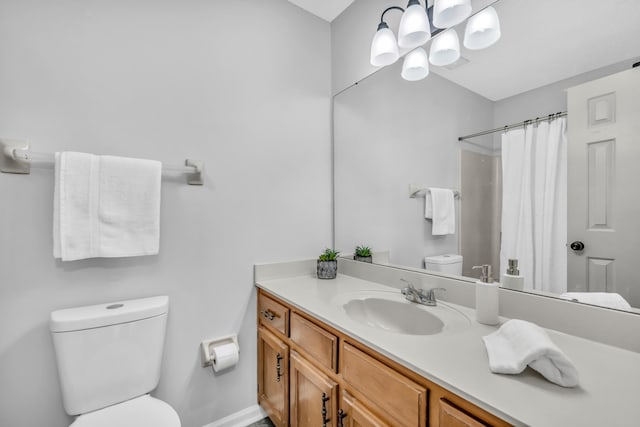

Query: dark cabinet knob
[570,241,585,251]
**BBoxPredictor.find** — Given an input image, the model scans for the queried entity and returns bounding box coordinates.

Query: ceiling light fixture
[463,6,501,50]
[429,28,460,66]
[432,0,472,29]
[369,1,501,82]
[401,47,430,81]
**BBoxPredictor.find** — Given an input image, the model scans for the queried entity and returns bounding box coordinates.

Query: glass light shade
[429,29,460,66]
[398,3,432,49]
[432,0,472,29]
[370,23,400,67]
[401,48,430,81]
[464,6,501,50]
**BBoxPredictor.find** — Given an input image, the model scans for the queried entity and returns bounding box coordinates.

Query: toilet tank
[424,254,463,275]
[50,296,169,416]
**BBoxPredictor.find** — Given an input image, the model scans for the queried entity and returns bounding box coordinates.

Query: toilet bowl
[50,296,181,427]
[70,395,179,427]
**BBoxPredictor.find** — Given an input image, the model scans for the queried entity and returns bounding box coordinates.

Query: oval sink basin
[339,292,470,335]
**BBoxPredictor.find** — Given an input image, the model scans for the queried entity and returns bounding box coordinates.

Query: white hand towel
[482,319,579,388]
[560,292,632,311]
[425,188,455,235]
[53,152,161,261]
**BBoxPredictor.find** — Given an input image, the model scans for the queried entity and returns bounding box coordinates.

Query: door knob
[570,241,585,251]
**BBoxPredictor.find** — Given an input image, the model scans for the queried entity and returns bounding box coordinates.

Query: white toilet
[424,254,463,275]
[50,296,181,427]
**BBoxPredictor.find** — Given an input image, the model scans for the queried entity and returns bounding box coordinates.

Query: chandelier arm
[380,6,405,23]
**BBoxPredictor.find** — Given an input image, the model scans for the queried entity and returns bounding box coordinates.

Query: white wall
[0,1,332,427]
[334,60,493,269]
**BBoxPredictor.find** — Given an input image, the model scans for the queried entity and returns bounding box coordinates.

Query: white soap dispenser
[473,264,499,325]
[502,259,524,291]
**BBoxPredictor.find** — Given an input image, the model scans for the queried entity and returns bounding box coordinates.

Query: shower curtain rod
[458,111,567,141]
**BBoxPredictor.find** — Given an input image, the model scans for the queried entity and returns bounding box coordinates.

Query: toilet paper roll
[212,342,239,372]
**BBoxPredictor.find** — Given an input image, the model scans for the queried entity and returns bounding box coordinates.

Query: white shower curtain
[500,117,567,293]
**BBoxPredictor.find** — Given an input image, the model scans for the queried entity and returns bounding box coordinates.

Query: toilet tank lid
[50,296,169,333]
[424,254,463,264]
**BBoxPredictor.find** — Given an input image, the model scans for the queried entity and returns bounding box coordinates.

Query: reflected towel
[560,292,632,311]
[425,188,455,235]
[482,319,579,387]
[53,152,161,261]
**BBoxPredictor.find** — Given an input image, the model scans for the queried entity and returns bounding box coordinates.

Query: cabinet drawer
[341,342,427,427]
[258,292,289,337]
[439,399,489,427]
[290,312,338,372]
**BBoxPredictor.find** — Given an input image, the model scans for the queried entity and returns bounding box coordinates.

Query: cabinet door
[439,399,488,427]
[290,351,338,427]
[340,390,390,427]
[258,327,289,427]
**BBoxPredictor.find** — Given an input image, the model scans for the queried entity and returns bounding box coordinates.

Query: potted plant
[317,248,339,279]
[354,245,373,263]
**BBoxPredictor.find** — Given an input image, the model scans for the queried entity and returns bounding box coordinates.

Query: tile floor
[246,417,275,427]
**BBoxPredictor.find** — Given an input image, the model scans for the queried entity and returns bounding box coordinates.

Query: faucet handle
[425,287,446,296]
[400,278,415,295]
[400,278,413,286]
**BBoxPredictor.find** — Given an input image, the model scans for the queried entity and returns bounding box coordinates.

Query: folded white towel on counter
[482,319,579,388]
[425,188,455,235]
[53,152,162,261]
[560,292,632,311]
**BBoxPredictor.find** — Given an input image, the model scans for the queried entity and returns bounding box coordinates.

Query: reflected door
[567,68,640,307]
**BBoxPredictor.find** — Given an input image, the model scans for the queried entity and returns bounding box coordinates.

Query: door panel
[258,327,289,427]
[340,390,390,427]
[567,68,640,306]
[290,351,338,427]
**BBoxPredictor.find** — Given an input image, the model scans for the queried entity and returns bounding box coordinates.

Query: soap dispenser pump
[502,259,524,290]
[472,264,499,325]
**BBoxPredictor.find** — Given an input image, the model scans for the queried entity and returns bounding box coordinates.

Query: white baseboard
[203,404,268,427]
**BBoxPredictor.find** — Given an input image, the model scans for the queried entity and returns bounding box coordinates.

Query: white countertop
[256,273,640,427]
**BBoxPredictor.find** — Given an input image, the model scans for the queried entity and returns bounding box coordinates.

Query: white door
[567,67,640,307]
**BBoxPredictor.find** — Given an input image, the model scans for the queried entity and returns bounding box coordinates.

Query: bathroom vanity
[255,259,640,427]
[257,288,509,427]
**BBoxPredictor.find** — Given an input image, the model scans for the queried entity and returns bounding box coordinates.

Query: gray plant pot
[354,255,373,263]
[317,260,337,279]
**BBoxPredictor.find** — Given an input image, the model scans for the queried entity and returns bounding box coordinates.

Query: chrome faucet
[400,279,446,306]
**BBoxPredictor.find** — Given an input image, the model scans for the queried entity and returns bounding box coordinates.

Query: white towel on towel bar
[482,319,579,388]
[53,152,161,261]
[425,188,455,235]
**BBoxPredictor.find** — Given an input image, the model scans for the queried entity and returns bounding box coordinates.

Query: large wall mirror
[334,0,640,312]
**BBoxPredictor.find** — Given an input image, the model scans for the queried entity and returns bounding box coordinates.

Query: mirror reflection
[333,0,640,311]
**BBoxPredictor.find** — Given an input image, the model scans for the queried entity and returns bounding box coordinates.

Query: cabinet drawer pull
[261,309,277,321]
[276,353,283,382]
[322,393,330,426]
[337,409,346,427]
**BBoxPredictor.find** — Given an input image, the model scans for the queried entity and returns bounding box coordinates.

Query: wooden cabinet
[290,351,339,427]
[257,289,511,427]
[258,327,289,427]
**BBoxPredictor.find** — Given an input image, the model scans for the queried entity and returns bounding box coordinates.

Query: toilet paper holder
[200,334,239,368]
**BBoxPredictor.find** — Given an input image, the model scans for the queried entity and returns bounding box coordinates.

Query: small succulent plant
[355,245,372,257]
[318,248,340,262]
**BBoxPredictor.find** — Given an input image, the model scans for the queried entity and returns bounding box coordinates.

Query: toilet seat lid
[71,395,180,427]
